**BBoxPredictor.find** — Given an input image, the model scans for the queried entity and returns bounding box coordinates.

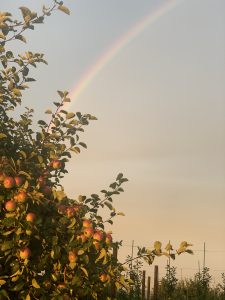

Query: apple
[68,250,77,263]
[15,191,27,203]
[93,230,104,241]
[77,234,87,243]
[73,205,80,213]
[84,227,94,238]
[52,160,62,169]
[93,241,101,250]
[41,185,52,196]
[5,200,16,212]
[66,207,75,218]
[57,283,66,290]
[14,176,25,187]
[105,233,112,245]
[99,274,110,283]
[0,171,5,182]
[3,176,15,189]
[26,212,36,222]
[20,247,31,259]
[82,219,93,228]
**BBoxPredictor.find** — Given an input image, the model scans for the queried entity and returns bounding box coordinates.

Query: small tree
[160,265,178,299]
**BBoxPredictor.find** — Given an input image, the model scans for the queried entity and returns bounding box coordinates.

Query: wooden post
[142,270,146,300]
[153,265,159,300]
[131,240,134,269]
[147,276,151,300]
[111,243,118,299]
[203,242,206,269]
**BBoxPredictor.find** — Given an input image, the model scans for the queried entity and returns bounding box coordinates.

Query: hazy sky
[2,0,225,282]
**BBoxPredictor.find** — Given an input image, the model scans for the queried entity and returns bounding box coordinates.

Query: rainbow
[68,0,182,105]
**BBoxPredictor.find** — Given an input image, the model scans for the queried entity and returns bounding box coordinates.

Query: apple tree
[0,2,130,299]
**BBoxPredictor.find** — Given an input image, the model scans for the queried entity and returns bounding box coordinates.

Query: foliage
[158,268,225,300]
[160,265,178,299]
[117,255,143,300]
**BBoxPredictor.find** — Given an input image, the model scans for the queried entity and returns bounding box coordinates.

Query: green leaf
[13,88,22,96]
[67,218,76,229]
[185,249,194,255]
[1,241,13,251]
[26,294,31,300]
[38,156,43,163]
[11,281,24,291]
[45,109,52,114]
[15,35,27,43]
[19,150,27,159]
[165,242,173,251]
[116,173,123,181]
[58,5,70,15]
[154,241,162,251]
[57,90,64,98]
[80,267,88,278]
[0,133,7,139]
[79,142,87,149]
[32,278,40,289]
[19,6,32,18]
[66,112,75,119]
[0,280,6,286]
[95,248,106,263]
[117,212,125,216]
[54,190,66,201]
[104,201,113,210]
[18,171,31,179]
[0,33,6,40]
[69,262,76,270]
[71,147,80,153]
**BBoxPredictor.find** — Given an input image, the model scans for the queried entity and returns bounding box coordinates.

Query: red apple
[3,176,15,189]
[105,233,112,245]
[26,212,36,222]
[99,274,109,283]
[41,185,52,196]
[84,227,94,238]
[57,283,66,290]
[68,250,77,263]
[73,205,80,213]
[93,241,101,250]
[15,191,27,203]
[5,200,16,212]
[52,160,62,169]
[93,230,104,241]
[77,234,87,243]
[20,247,31,259]
[83,219,93,228]
[14,176,25,187]
[66,207,75,218]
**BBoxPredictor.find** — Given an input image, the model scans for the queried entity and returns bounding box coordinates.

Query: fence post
[142,270,146,300]
[147,276,151,300]
[153,265,159,300]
